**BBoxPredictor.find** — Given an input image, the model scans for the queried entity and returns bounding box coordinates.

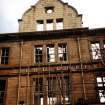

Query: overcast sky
[0,0,105,33]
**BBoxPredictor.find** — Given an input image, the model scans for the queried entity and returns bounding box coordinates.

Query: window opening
[0,80,6,105]
[100,41,105,65]
[58,44,67,61]
[91,42,101,60]
[36,20,44,31]
[19,101,25,105]
[35,46,43,64]
[1,47,9,64]
[104,41,105,48]
[35,78,43,93]
[33,78,43,105]
[96,77,105,103]
[56,18,63,30]
[46,19,53,31]
[47,45,55,62]
[45,7,54,14]
[47,76,69,105]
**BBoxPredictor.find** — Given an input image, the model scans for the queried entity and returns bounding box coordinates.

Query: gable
[19,0,82,32]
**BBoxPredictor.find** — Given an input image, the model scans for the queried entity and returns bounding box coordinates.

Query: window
[96,77,105,103]
[101,41,105,61]
[35,78,43,93]
[35,46,43,64]
[19,101,25,105]
[46,19,53,31]
[36,20,44,31]
[33,78,43,105]
[56,18,63,30]
[58,44,67,61]
[0,80,6,105]
[47,76,70,105]
[45,6,54,14]
[104,41,105,48]
[0,47,9,64]
[91,42,101,60]
[47,45,55,62]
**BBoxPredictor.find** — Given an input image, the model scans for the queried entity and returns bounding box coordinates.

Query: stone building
[0,0,105,105]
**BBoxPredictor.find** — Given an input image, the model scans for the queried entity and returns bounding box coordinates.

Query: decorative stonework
[18,0,82,32]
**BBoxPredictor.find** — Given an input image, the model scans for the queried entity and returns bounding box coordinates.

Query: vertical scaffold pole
[16,41,23,105]
[77,37,86,100]
[26,66,30,105]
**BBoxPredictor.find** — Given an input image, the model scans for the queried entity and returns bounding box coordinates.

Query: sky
[0,0,105,33]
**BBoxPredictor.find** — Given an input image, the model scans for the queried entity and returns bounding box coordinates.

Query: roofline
[0,27,105,42]
[20,0,82,21]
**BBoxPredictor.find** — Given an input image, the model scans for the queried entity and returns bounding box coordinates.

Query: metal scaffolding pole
[16,41,23,105]
[77,37,86,100]
[26,66,30,105]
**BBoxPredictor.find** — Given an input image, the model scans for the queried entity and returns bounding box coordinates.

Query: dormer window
[45,6,54,14]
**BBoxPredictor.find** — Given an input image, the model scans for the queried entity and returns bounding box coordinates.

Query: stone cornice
[0,28,105,42]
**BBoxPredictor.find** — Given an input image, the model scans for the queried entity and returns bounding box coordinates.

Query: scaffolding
[91,44,105,103]
[1,38,104,105]
[16,41,72,105]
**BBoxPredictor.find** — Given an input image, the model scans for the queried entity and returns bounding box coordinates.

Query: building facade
[0,0,105,105]
[18,0,82,32]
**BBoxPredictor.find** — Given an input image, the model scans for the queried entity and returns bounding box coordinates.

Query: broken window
[33,78,43,105]
[91,42,101,60]
[56,18,63,30]
[47,76,70,105]
[46,19,53,31]
[35,78,43,93]
[101,41,105,62]
[47,45,55,62]
[35,46,43,64]
[36,20,44,31]
[0,80,6,105]
[96,77,105,103]
[32,76,70,105]
[58,44,67,61]
[0,47,9,64]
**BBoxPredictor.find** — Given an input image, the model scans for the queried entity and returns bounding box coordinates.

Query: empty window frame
[47,76,70,105]
[46,19,53,31]
[33,78,43,105]
[0,80,6,105]
[0,47,9,64]
[58,44,67,61]
[101,41,105,61]
[45,6,54,14]
[91,42,101,60]
[47,45,55,62]
[56,18,63,30]
[96,77,105,103]
[35,46,43,64]
[35,78,43,93]
[36,20,44,31]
